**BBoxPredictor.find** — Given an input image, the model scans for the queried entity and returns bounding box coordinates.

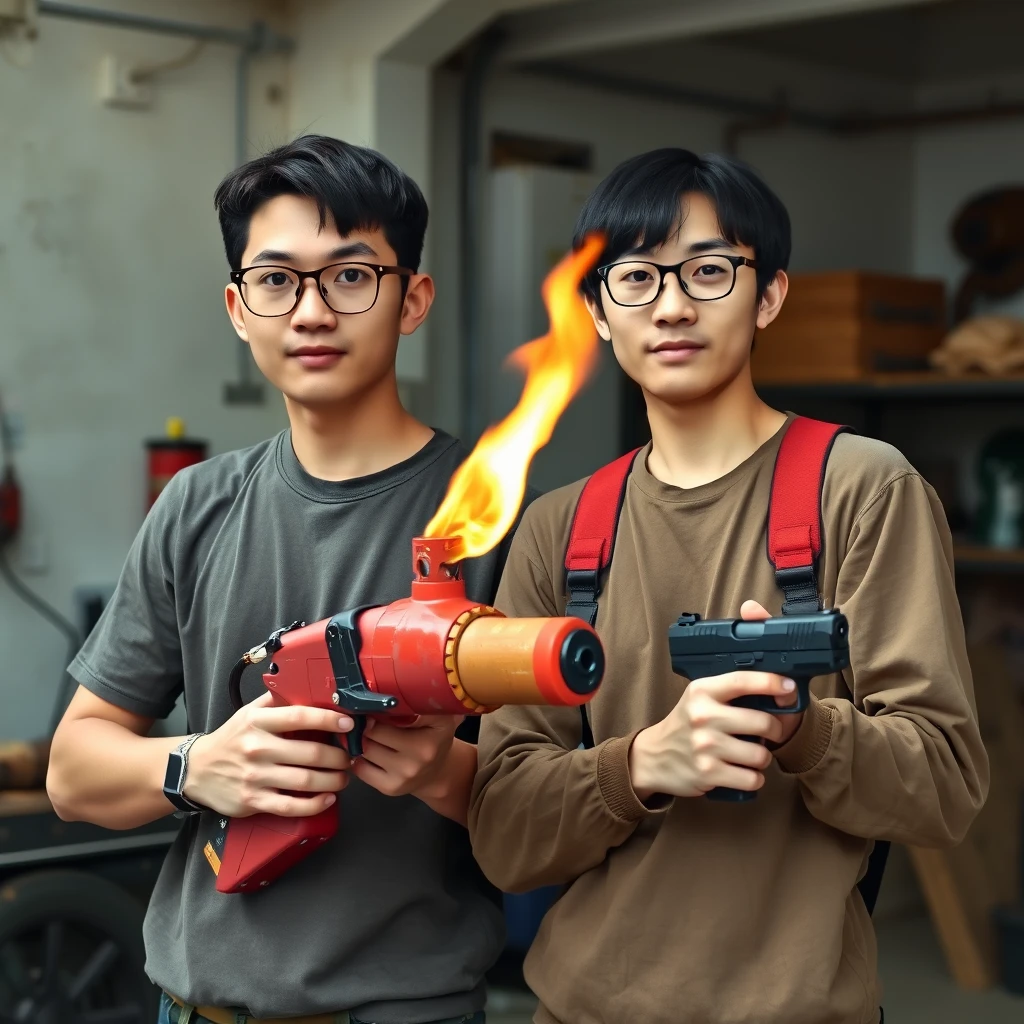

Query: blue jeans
[157,991,485,1024]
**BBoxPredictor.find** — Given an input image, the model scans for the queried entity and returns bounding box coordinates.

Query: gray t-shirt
[70,428,526,1022]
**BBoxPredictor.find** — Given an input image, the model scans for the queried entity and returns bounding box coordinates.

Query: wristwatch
[163,732,206,815]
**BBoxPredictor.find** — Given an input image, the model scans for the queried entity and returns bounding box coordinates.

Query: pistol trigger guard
[773,679,810,714]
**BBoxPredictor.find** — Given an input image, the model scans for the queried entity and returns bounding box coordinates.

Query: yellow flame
[425,233,605,562]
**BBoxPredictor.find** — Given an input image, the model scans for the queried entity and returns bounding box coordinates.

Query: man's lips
[649,339,706,363]
[288,345,347,368]
[650,340,705,352]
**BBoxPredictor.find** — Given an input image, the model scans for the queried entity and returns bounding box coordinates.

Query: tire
[0,869,158,1024]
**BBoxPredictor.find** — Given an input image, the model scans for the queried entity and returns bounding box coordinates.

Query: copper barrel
[453,615,604,708]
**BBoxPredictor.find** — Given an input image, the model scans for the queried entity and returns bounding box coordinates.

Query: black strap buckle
[775,565,821,616]
[565,567,600,627]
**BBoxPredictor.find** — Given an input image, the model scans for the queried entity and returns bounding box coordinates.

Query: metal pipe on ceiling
[36,0,258,47]
[522,61,1024,153]
[459,28,505,445]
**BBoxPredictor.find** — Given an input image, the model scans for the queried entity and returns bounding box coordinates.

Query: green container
[975,430,1024,549]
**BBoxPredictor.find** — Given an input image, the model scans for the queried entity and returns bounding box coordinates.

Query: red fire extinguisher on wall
[145,417,207,511]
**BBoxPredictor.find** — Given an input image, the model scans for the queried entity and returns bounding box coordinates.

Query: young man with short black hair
[469,148,988,1024]
[49,135,515,1024]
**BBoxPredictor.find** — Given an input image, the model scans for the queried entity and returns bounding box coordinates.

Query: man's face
[587,191,787,405]
[225,194,432,409]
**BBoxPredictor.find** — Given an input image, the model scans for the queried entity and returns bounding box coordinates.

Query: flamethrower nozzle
[452,615,604,708]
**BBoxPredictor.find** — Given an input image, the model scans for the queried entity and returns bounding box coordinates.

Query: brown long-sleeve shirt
[469,417,989,1024]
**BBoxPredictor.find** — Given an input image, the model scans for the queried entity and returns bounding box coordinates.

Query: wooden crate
[752,272,947,382]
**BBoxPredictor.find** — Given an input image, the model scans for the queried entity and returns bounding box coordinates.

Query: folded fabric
[929,315,1024,375]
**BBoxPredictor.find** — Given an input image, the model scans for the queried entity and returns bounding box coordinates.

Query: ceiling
[714,0,1024,84]
[503,0,1024,114]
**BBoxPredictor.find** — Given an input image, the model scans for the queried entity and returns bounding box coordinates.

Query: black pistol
[667,609,850,802]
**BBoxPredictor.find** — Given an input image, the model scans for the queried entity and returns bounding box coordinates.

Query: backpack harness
[562,416,890,915]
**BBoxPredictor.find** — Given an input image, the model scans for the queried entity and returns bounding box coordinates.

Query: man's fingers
[261,765,348,794]
[264,736,351,771]
[702,764,766,794]
[349,756,391,790]
[714,734,774,770]
[253,705,355,735]
[351,737,402,772]
[701,704,784,742]
[252,790,340,818]
[695,671,795,705]
[358,722,404,753]
[772,686,799,710]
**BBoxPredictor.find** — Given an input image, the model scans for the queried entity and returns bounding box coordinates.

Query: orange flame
[425,233,605,562]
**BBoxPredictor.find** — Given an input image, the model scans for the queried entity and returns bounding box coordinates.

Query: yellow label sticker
[203,841,221,875]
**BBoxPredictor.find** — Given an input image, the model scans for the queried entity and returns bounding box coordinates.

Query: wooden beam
[908,643,1024,989]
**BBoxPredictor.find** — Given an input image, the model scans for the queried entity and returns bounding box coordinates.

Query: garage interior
[1,1,1023,1022]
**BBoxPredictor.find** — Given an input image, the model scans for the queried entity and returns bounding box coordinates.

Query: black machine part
[0,868,157,1023]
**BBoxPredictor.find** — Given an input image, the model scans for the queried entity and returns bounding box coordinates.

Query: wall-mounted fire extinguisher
[145,417,207,511]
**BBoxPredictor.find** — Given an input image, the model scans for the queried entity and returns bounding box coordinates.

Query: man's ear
[225,285,250,343]
[585,294,612,341]
[756,270,789,331]
[400,274,435,336]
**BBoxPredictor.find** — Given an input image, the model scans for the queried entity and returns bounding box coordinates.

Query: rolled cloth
[929,315,1024,375]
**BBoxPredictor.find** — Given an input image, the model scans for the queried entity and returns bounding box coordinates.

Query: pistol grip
[706,733,763,802]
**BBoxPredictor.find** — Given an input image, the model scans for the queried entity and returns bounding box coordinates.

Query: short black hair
[213,134,428,272]
[572,148,791,305]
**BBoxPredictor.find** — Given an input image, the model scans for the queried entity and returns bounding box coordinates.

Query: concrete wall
[0,0,291,738]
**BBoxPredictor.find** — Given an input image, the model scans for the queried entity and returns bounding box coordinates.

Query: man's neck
[644,369,787,490]
[285,375,435,482]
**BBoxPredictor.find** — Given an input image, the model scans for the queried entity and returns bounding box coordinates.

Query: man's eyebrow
[246,241,380,265]
[617,235,738,261]
[686,236,737,255]
[248,249,294,264]
[327,241,379,261]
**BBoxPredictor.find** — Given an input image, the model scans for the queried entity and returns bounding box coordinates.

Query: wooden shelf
[953,545,1024,573]
[754,372,1024,400]
[0,789,52,818]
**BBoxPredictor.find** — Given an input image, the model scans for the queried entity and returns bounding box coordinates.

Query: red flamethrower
[207,537,604,894]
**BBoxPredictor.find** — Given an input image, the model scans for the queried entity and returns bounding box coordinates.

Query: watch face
[163,752,185,795]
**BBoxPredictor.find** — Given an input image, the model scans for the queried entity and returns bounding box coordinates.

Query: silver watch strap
[173,732,206,815]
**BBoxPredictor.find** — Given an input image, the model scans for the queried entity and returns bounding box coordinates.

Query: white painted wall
[0,0,291,739]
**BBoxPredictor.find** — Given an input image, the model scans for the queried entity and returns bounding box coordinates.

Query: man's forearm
[47,719,183,829]
[415,738,477,827]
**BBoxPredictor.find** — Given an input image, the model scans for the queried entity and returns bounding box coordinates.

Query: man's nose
[652,272,696,323]
[290,277,337,327]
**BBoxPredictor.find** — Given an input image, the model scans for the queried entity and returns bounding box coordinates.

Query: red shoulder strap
[563,417,848,623]
[564,448,641,625]
[768,416,849,614]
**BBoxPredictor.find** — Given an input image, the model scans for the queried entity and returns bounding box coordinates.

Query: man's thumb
[740,599,772,621]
